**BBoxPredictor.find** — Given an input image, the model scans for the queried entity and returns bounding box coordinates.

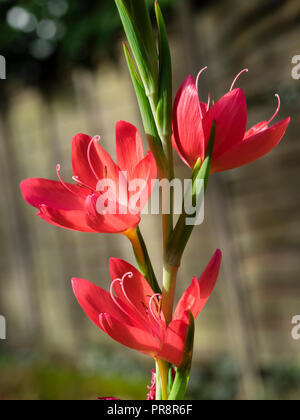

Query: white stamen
[230,68,248,91]
[196,67,208,120]
[267,94,281,125]
[87,136,101,182]
[56,164,75,194]
[148,294,162,323]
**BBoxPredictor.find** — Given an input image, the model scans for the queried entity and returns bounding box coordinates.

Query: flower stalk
[124,226,160,294]
[156,359,169,400]
[19,0,291,403]
[162,263,179,325]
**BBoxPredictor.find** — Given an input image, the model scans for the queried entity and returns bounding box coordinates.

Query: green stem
[148,89,174,253]
[162,262,179,326]
[155,361,162,400]
[156,359,169,400]
[124,226,160,293]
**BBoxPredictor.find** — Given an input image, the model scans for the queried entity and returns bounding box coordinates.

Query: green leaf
[168,311,195,400]
[115,0,157,96]
[124,0,158,74]
[123,43,167,176]
[155,1,172,140]
[123,42,157,139]
[165,121,216,267]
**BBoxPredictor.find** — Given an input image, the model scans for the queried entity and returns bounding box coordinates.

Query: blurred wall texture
[0,0,299,400]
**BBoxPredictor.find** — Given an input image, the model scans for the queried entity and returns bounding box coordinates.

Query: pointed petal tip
[71,277,78,294]
[215,249,222,259]
[71,277,85,293]
[72,132,91,140]
[185,74,195,83]
[109,257,120,267]
[211,249,222,269]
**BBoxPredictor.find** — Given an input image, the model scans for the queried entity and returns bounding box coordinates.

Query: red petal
[72,277,132,329]
[211,118,290,173]
[195,249,222,316]
[173,277,200,321]
[116,121,144,181]
[172,75,205,168]
[72,133,121,191]
[85,194,140,233]
[173,250,222,320]
[38,204,96,232]
[244,121,268,139]
[20,178,86,210]
[203,88,247,157]
[99,313,161,356]
[72,133,98,190]
[109,258,154,314]
[129,152,157,213]
[158,317,189,366]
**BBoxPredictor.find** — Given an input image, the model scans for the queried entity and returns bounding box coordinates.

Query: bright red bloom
[172,68,290,172]
[146,369,157,400]
[72,250,222,366]
[20,121,157,234]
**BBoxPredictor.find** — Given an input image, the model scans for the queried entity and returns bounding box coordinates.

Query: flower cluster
[72,252,221,367]
[20,0,290,401]
[173,68,290,172]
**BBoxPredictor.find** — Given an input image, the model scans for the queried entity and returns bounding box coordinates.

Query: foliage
[0,0,174,88]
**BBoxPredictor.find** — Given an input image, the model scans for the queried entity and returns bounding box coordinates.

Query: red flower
[20,121,157,234]
[146,369,157,401]
[72,250,222,366]
[172,68,290,172]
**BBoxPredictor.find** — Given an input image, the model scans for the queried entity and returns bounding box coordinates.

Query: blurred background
[0,0,299,400]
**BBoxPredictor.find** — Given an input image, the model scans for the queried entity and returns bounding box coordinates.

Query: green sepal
[168,311,195,400]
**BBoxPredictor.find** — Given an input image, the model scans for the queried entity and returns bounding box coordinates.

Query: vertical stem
[156,359,169,400]
[162,263,179,325]
[124,227,160,293]
[148,88,175,253]
[162,133,175,248]
[155,361,162,400]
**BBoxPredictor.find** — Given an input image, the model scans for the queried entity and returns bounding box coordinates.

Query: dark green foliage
[0,0,174,89]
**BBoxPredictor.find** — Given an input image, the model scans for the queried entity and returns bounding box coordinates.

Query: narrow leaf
[123,43,167,176]
[124,0,158,75]
[155,1,172,139]
[115,0,156,96]
[168,311,195,400]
